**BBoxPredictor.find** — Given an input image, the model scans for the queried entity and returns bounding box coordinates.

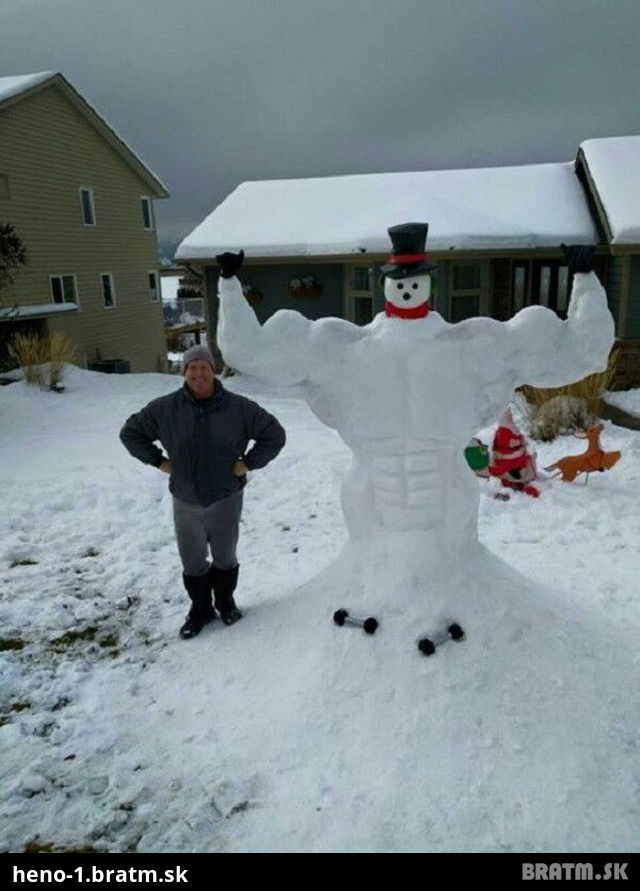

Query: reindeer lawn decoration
[545,424,621,483]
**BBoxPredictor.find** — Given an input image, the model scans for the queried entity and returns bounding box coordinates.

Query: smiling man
[119,344,286,639]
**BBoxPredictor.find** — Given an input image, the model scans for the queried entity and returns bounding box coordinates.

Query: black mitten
[215,250,245,278]
[560,244,595,275]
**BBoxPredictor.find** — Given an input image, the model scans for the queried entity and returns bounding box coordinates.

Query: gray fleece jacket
[119,380,286,507]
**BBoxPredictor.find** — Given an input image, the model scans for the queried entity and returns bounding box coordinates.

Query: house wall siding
[605,255,623,333]
[0,85,166,372]
[624,255,640,339]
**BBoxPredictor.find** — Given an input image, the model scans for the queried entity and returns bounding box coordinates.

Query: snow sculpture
[217,227,614,616]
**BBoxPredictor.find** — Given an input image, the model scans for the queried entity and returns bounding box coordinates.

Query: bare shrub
[8,332,47,386]
[517,346,619,441]
[9,331,76,390]
[48,332,77,389]
[515,392,593,442]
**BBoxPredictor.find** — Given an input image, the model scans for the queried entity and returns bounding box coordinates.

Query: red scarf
[384,301,429,319]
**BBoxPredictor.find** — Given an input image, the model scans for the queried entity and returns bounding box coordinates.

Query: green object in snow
[464,438,490,474]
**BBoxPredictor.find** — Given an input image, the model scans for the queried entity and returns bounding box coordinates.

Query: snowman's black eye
[396,282,403,290]
[411,282,418,290]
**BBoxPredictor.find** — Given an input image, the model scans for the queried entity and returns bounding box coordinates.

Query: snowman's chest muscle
[311,335,473,439]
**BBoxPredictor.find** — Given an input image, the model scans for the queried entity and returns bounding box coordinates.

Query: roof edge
[575,147,613,244]
[0,72,169,199]
[0,71,58,107]
[176,245,611,266]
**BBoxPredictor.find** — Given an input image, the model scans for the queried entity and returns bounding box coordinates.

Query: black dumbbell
[333,609,379,635]
[418,623,465,656]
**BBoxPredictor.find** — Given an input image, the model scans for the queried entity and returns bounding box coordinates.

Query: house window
[557,266,569,313]
[352,297,373,325]
[352,267,372,292]
[346,265,374,325]
[148,270,159,301]
[50,274,78,304]
[450,263,482,322]
[453,265,480,291]
[539,266,552,307]
[101,273,115,308]
[0,174,10,200]
[79,188,96,225]
[512,262,529,314]
[141,197,154,230]
[530,260,569,317]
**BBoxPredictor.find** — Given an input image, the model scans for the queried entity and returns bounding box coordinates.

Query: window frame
[50,274,80,306]
[530,260,570,318]
[344,263,375,326]
[148,269,159,302]
[511,261,530,316]
[100,272,116,309]
[141,196,154,231]
[449,261,485,323]
[79,187,96,226]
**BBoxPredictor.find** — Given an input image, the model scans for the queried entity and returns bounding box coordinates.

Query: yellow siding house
[0,71,169,373]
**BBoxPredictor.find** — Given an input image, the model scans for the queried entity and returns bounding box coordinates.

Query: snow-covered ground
[605,387,640,417]
[1,367,639,853]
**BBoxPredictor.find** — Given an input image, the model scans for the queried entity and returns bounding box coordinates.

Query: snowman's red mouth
[385,301,429,319]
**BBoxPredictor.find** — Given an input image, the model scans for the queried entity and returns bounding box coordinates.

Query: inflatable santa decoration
[489,408,539,497]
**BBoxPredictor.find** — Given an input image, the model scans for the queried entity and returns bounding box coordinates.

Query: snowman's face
[384,273,431,309]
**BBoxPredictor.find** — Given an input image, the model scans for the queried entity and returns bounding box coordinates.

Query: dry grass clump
[517,346,619,441]
[49,331,77,389]
[8,331,45,385]
[9,331,76,390]
[514,392,593,442]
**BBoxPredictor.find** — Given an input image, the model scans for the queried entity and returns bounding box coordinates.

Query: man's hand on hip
[159,459,172,474]
[233,459,248,477]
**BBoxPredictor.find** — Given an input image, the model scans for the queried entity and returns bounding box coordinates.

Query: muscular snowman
[216,224,614,616]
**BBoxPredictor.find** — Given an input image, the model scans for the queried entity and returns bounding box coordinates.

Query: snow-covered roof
[0,71,56,104]
[6,302,79,319]
[580,136,640,244]
[176,162,597,261]
[0,71,168,198]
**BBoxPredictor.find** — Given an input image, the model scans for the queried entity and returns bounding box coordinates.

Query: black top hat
[380,222,437,279]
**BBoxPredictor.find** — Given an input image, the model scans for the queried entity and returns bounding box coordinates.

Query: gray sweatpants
[172,491,243,577]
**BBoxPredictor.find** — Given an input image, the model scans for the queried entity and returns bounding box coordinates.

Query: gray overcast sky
[1,0,639,255]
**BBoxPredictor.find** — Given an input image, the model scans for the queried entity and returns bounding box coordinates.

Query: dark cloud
[1,0,639,254]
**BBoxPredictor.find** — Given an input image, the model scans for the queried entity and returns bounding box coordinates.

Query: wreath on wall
[242,284,263,305]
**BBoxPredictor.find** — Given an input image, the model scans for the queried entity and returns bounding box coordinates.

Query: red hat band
[389,253,428,265]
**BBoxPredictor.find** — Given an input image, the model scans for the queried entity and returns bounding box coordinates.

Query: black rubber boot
[211,564,242,626]
[179,571,216,639]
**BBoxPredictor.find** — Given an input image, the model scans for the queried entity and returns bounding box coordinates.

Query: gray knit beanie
[182,344,216,372]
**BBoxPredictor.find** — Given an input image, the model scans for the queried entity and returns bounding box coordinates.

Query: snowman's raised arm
[501,253,614,389]
[217,275,308,383]
[217,273,365,385]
